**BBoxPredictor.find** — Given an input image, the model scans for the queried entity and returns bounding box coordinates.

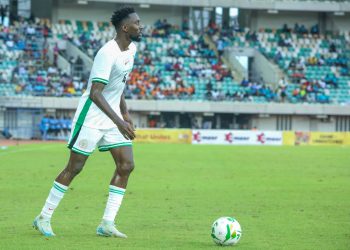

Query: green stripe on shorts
[98,142,132,151]
[71,147,91,156]
[68,98,92,147]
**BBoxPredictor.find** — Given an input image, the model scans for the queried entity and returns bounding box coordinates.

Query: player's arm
[120,93,134,129]
[90,82,135,140]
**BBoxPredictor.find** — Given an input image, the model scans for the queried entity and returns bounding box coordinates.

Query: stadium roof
[86,0,350,12]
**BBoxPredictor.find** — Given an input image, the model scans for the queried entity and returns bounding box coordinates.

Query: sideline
[0,142,65,156]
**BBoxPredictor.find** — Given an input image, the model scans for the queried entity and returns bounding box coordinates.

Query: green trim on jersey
[98,142,132,152]
[92,77,109,85]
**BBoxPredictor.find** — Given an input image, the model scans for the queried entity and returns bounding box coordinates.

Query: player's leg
[33,151,89,237]
[96,127,134,238]
[97,146,134,238]
[109,145,135,188]
[34,124,100,237]
[55,151,89,186]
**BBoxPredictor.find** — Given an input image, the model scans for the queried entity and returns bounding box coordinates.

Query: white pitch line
[0,144,63,156]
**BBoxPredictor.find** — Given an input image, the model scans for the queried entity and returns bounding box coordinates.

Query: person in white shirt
[33,6,143,239]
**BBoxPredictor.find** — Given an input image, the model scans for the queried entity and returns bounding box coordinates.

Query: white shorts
[67,123,132,156]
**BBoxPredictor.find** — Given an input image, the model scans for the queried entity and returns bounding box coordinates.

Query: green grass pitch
[0,143,349,249]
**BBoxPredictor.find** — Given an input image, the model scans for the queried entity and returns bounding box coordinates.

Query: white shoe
[96,220,127,238]
[33,215,56,237]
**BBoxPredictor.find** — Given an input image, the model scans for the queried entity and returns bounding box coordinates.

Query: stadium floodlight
[267,9,279,14]
[334,11,344,16]
[140,4,150,8]
[203,7,214,11]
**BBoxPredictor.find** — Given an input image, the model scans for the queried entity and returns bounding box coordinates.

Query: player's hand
[116,120,136,140]
[123,114,135,130]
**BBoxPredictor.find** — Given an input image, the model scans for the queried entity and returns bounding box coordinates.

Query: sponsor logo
[233,136,249,141]
[257,133,281,144]
[193,132,218,142]
[193,132,201,142]
[225,132,233,143]
[257,133,266,143]
[202,135,218,140]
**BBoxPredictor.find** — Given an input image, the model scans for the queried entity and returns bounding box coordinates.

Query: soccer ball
[211,217,242,246]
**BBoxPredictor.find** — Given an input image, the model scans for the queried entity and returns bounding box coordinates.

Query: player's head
[111,6,143,42]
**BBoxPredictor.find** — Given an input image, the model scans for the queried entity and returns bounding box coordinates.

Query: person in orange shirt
[188,84,195,95]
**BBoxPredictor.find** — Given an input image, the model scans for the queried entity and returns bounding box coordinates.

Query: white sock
[102,185,125,222]
[40,181,68,219]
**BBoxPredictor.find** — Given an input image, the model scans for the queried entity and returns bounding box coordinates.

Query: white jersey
[72,39,136,129]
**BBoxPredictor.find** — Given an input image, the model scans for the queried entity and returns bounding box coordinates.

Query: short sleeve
[90,47,115,85]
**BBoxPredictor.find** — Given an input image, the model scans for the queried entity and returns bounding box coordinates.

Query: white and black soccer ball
[211,217,242,246]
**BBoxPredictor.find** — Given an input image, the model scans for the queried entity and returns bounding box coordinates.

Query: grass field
[0,142,349,249]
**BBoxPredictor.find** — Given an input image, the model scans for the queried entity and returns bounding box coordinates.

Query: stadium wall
[31,0,53,19]
[1,97,350,136]
[32,1,350,32]
[326,13,350,31]
[0,109,4,129]
[49,1,186,26]
[251,51,283,87]
[2,97,350,116]
[247,10,319,30]
[239,9,350,32]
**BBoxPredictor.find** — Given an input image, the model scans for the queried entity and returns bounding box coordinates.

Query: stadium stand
[208,23,350,104]
[0,18,87,97]
[1,17,349,104]
[52,19,234,101]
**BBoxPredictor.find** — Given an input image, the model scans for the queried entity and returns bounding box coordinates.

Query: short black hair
[111,6,136,29]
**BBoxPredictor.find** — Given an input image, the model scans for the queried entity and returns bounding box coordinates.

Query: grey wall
[0,109,4,129]
[325,13,350,31]
[50,1,186,26]
[249,10,319,31]
[31,0,53,19]
[1,97,350,116]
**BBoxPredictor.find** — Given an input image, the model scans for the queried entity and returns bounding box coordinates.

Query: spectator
[40,115,50,140]
[0,5,5,24]
[217,39,224,57]
[182,18,189,31]
[274,51,282,63]
[240,78,249,87]
[53,43,59,66]
[324,73,338,88]
[282,24,290,33]
[329,43,336,53]
[316,91,330,104]
[1,127,12,139]
[310,24,319,35]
